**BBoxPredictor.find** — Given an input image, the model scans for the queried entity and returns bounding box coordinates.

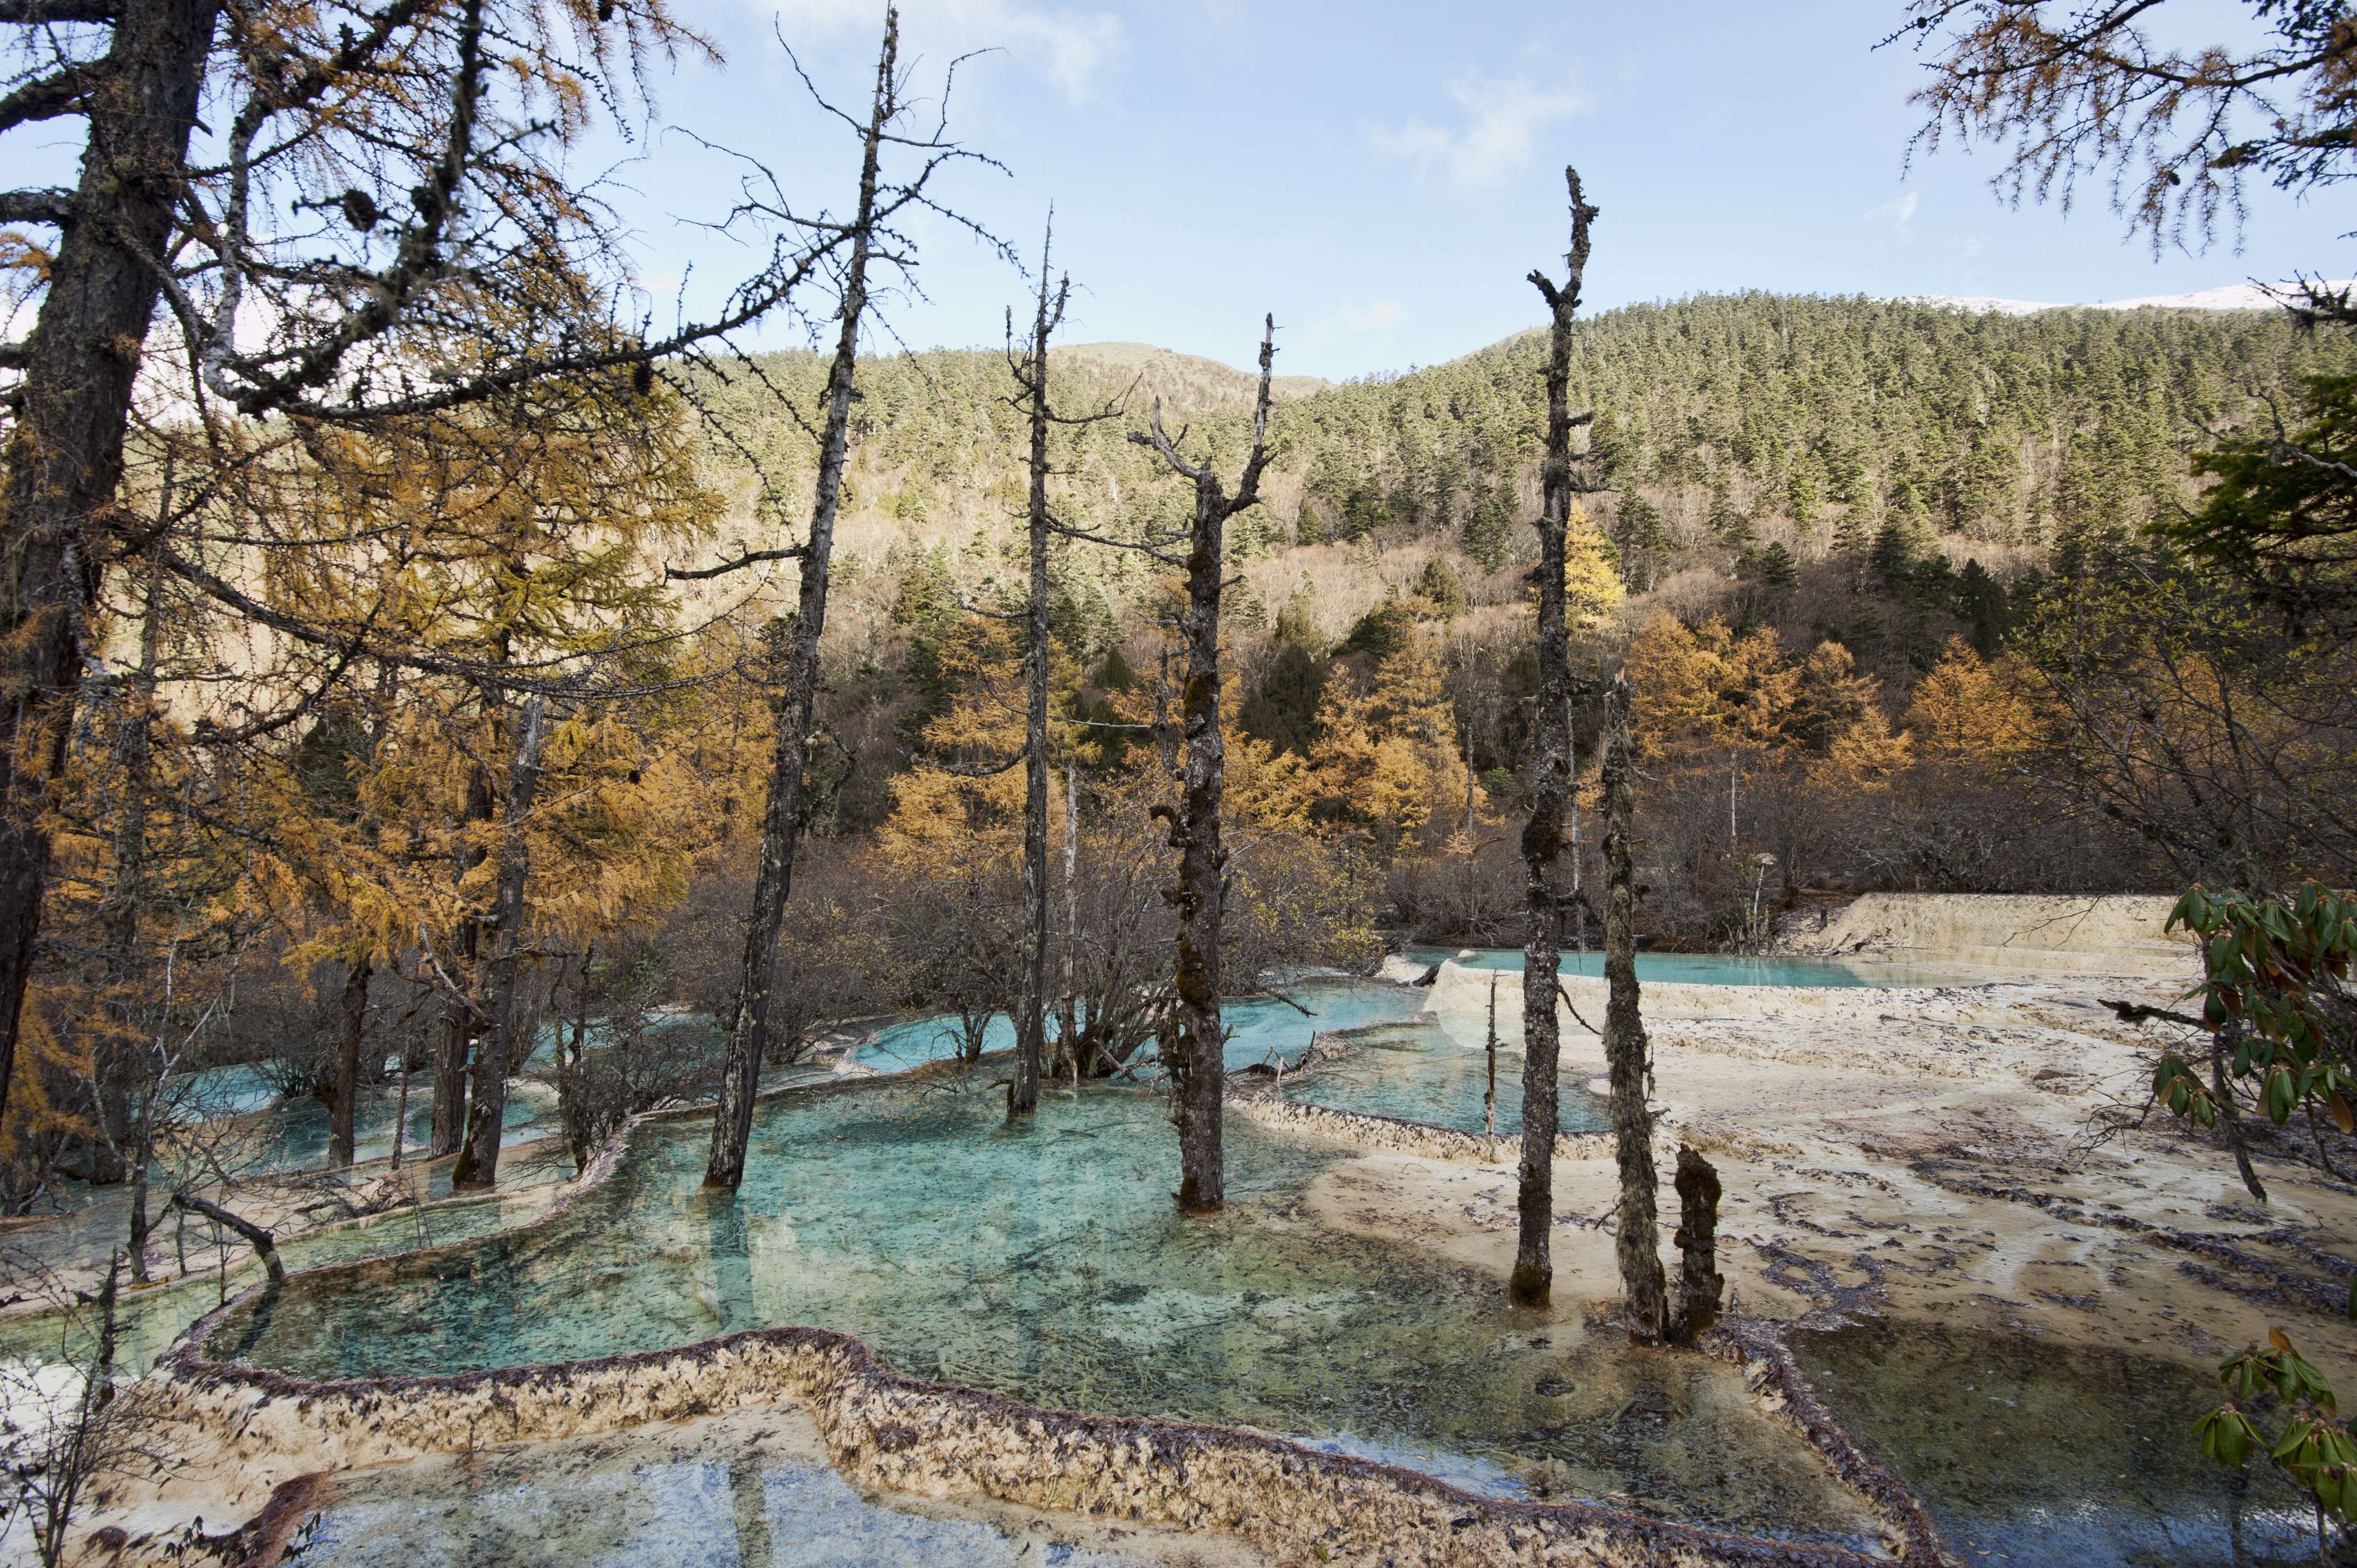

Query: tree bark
[706,18,894,1191]
[0,0,220,1136]
[1603,672,1668,1340]
[1512,168,1598,1308]
[1133,318,1278,1216]
[1671,1144,1723,1343]
[1009,253,1068,1119]
[328,957,370,1168]
[429,764,493,1157]
[454,693,544,1189]
[1168,466,1229,1212]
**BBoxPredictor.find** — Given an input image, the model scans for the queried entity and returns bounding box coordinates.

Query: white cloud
[1345,301,1403,333]
[1370,71,1588,189]
[1867,191,1920,238]
[766,0,1124,105]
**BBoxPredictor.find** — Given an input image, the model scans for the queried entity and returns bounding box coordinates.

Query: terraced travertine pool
[204,1071,1881,1543]
[5,964,2331,1566]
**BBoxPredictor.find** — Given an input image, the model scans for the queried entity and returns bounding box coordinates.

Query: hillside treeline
[9,289,2346,1235]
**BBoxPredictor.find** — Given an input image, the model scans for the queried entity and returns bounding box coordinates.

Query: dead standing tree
[1601,671,1668,1339]
[705,11,1000,1188]
[1129,318,1278,1214]
[1512,169,1601,1307]
[1002,223,1121,1118]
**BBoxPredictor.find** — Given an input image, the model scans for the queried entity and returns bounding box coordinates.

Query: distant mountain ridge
[1899,280,2357,316]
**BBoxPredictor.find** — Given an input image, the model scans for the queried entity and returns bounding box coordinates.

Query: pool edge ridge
[1225,1087,1629,1167]
[151,1316,1946,1568]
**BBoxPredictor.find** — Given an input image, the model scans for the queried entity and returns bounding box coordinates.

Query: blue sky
[604,0,2347,379]
[18,1,2337,380]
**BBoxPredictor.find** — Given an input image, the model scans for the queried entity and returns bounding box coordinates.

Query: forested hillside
[693,294,2356,839]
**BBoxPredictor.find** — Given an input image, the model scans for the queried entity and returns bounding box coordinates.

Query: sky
[20,1,2344,381]
[589,0,2350,380]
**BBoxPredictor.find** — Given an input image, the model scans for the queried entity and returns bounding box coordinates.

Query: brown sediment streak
[150,1066,1953,1568]
[1226,1088,1629,1167]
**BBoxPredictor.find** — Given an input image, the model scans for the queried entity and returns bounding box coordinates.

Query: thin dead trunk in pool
[1007,237,1072,1119]
[112,532,168,1267]
[1671,1144,1723,1342]
[0,0,220,1136]
[429,764,495,1157]
[1512,168,1599,1307]
[1484,972,1499,1161]
[1131,317,1279,1215]
[706,18,897,1190]
[1603,672,1667,1340]
[455,692,546,1190]
[328,958,370,1169]
[1054,767,1080,1082]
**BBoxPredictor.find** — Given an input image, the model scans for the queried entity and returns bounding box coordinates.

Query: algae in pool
[1792,1318,2321,1567]
[208,1071,1880,1546]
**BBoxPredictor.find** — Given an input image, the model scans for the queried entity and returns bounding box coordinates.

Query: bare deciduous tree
[1512,168,1599,1306]
[1130,318,1278,1214]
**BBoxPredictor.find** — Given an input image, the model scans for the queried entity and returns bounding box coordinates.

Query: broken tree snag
[1131,315,1280,1215]
[171,1190,282,1283]
[707,14,898,1192]
[1511,167,1599,1309]
[1602,670,1667,1341]
[1671,1144,1724,1343]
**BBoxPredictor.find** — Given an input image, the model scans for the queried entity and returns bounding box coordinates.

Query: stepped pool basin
[1409,948,1997,988]
[1279,1016,1610,1135]
[201,1070,1883,1547]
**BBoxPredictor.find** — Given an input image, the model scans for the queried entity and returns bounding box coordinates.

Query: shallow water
[1409,947,1995,988]
[1280,1017,1610,1135]
[1792,1318,2320,1567]
[850,979,1423,1074]
[0,1142,576,1373]
[205,1073,1879,1545]
[297,1411,1172,1568]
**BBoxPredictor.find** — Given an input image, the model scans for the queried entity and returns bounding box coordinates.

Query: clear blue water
[848,980,1423,1074]
[1279,1017,1609,1136]
[1406,948,1990,988]
[199,1072,1880,1544]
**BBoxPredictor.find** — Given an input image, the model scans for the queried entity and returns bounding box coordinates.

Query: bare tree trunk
[1603,672,1667,1340]
[170,1190,281,1283]
[429,765,494,1157]
[1008,245,1069,1119]
[1484,971,1499,1162]
[1054,766,1080,1082]
[1671,1144,1723,1342]
[1133,318,1279,1216]
[455,693,544,1189]
[107,538,168,1233]
[707,20,896,1190]
[328,958,370,1169]
[1512,169,1598,1308]
[0,0,220,1134]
